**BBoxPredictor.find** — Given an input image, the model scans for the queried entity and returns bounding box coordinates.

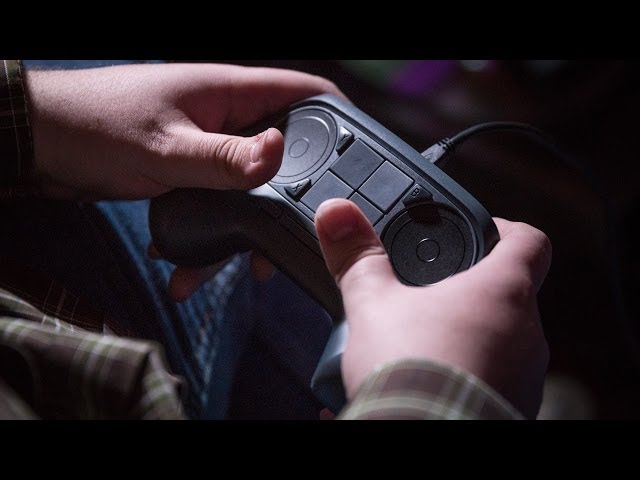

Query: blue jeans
[8,59,332,419]
[1,198,332,419]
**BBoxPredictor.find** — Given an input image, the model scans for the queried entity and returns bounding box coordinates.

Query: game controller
[148,94,499,414]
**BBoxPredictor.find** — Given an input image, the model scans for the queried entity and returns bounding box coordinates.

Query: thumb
[315,199,397,308]
[160,126,284,190]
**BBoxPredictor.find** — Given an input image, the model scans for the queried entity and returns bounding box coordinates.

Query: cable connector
[421,121,556,170]
[421,138,454,167]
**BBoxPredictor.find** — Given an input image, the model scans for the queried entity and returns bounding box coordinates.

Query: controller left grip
[149,188,254,266]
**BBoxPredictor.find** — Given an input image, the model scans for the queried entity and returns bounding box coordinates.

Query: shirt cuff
[0,59,35,196]
[338,358,525,420]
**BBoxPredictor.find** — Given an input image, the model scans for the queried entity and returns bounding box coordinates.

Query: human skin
[315,199,552,419]
[23,63,551,418]
[24,62,343,298]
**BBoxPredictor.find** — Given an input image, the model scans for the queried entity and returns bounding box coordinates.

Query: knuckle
[145,120,175,159]
[504,270,537,304]
[516,222,553,260]
[511,222,553,277]
[530,227,553,262]
[207,136,247,187]
[313,75,341,95]
[336,245,388,288]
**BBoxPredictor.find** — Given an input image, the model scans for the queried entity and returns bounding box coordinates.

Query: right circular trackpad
[382,204,474,286]
[273,109,336,183]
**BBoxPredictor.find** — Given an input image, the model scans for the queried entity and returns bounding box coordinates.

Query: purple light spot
[390,60,458,97]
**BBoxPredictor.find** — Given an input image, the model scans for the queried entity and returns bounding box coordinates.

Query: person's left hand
[25,62,344,300]
[26,62,343,199]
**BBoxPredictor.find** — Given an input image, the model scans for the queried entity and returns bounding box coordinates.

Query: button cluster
[301,172,352,212]
[359,162,413,212]
[300,138,414,225]
[330,139,383,189]
[274,133,433,246]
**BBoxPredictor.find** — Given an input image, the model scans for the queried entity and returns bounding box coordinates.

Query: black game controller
[149,94,499,414]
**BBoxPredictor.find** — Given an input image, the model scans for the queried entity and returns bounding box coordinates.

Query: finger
[315,199,396,310]
[159,126,284,191]
[250,252,275,283]
[221,67,348,131]
[168,263,226,302]
[485,217,553,292]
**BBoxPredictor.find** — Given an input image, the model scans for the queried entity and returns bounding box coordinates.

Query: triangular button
[284,178,312,200]
[336,127,354,152]
[402,184,433,206]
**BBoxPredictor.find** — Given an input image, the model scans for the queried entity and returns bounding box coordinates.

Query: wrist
[22,67,56,197]
[22,68,87,199]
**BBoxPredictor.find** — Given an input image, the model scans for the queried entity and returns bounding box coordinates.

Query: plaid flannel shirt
[0,59,522,420]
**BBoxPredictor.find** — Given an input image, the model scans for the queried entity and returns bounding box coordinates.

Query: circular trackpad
[382,204,474,286]
[272,109,336,183]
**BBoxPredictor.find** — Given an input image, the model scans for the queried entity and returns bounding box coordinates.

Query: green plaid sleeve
[339,359,524,420]
[1,288,185,420]
[0,59,34,194]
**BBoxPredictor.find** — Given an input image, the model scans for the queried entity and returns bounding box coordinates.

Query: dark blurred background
[26,60,639,419]
[221,60,639,420]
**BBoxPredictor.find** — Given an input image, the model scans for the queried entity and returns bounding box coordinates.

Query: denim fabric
[1,198,332,418]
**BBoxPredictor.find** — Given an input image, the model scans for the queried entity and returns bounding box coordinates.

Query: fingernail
[250,129,272,163]
[250,141,261,163]
[317,200,359,242]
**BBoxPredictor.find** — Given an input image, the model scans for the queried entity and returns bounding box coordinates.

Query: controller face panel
[149,94,499,413]
[248,95,495,291]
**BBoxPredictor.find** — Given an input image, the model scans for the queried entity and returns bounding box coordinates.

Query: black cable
[421,122,556,169]
[450,121,555,148]
[424,121,601,194]
[422,122,639,376]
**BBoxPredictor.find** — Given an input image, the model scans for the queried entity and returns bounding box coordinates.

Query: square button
[301,171,353,212]
[349,193,383,226]
[359,162,413,212]
[330,139,384,189]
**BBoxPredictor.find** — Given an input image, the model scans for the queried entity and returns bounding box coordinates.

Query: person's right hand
[314,199,552,419]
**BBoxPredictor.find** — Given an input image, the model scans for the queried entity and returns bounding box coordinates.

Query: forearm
[339,359,525,420]
[0,60,34,196]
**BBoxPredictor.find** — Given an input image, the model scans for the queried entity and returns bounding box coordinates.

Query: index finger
[483,217,553,292]
[222,66,348,130]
